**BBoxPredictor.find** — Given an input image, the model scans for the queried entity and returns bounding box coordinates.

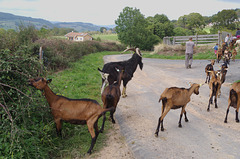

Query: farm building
[65,32,93,41]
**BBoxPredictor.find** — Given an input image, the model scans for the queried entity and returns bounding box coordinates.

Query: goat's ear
[47,79,52,84]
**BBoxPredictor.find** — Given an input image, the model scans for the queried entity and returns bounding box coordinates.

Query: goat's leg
[155,106,171,137]
[178,106,187,127]
[214,95,218,108]
[55,118,62,137]
[87,118,98,154]
[184,110,189,122]
[236,102,240,122]
[205,75,208,83]
[122,86,127,98]
[224,103,231,123]
[99,113,106,133]
[208,93,213,111]
[110,108,116,124]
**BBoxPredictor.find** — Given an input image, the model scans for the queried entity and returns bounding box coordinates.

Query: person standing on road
[185,37,195,69]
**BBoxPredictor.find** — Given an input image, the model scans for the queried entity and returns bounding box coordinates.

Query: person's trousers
[185,53,193,68]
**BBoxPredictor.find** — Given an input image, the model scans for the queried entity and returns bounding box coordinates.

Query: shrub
[32,39,125,71]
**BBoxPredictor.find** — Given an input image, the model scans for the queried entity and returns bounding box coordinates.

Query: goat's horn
[121,48,135,54]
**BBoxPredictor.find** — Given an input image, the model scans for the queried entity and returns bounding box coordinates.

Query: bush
[0,47,54,158]
[32,39,125,71]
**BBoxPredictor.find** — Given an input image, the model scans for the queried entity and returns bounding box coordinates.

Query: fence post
[173,37,175,45]
[195,34,198,46]
[218,31,221,46]
[39,46,43,76]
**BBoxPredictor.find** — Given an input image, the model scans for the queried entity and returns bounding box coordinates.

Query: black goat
[98,48,143,97]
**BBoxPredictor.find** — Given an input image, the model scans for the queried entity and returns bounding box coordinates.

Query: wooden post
[173,37,176,45]
[39,46,43,76]
[195,34,198,46]
[218,31,221,46]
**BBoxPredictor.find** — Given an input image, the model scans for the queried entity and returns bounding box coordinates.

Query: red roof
[65,32,90,38]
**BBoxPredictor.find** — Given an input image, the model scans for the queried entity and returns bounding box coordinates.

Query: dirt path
[89,55,240,159]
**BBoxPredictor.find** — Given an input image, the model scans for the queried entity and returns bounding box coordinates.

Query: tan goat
[205,60,215,84]
[224,82,240,123]
[207,71,222,111]
[28,77,113,154]
[232,49,237,62]
[155,83,201,137]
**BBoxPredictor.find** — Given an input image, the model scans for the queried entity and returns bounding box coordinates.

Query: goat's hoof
[87,150,92,154]
[112,120,116,124]
[185,119,189,122]
[224,120,227,123]
[161,128,164,131]
[178,124,182,128]
[122,94,127,98]
[215,106,218,108]
[155,133,158,137]
[236,119,239,123]
[99,129,103,133]
[207,108,210,112]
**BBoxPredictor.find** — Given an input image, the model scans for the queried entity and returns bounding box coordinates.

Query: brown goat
[207,71,222,111]
[232,49,237,62]
[224,82,240,123]
[216,48,222,63]
[28,77,113,154]
[155,83,201,137]
[205,60,215,84]
[99,68,123,132]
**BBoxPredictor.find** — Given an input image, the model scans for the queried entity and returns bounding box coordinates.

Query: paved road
[103,54,240,159]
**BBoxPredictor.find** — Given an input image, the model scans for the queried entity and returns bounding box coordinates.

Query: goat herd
[28,44,239,154]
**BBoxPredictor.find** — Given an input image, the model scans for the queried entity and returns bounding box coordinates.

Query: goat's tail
[99,107,115,117]
[106,94,114,108]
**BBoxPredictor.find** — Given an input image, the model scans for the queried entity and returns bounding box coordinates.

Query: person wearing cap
[185,37,195,69]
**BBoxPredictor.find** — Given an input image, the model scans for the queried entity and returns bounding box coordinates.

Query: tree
[100,27,107,33]
[212,9,238,30]
[153,14,170,24]
[177,15,188,29]
[186,13,205,32]
[115,7,159,50]
[146,14,174,39]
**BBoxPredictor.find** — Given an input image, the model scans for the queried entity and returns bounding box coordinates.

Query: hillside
[0,12,103,32]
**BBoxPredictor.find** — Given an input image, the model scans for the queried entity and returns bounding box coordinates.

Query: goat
[219,62,228,84]
[223,49,231,65]
[224,82,240,123]
[98,47,143,98]
[155,83,201,137]
[205,60,215,84]
[99,68,124,132]
[207,71,222,111]
[216,48,222,63]
[232,49,237,62]
[28,77,113,154]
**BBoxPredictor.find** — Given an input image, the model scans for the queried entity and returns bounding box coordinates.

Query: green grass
[92,33,119,42]
[46,51,118,158]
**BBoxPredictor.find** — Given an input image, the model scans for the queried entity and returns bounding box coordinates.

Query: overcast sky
[0,0,239,26]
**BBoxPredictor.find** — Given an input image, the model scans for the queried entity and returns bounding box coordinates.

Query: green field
[92,33,119,42]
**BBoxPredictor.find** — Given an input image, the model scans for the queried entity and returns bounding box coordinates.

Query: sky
[0,0,239,26]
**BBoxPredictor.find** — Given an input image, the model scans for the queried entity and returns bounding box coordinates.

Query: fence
[163,31,231,46]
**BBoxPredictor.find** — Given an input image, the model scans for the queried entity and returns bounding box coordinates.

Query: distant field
[92,33,119,42]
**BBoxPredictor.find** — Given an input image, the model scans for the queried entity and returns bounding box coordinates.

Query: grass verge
[46,51,118,158]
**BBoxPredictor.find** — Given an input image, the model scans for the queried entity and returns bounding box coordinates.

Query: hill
[0,12,104,32]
